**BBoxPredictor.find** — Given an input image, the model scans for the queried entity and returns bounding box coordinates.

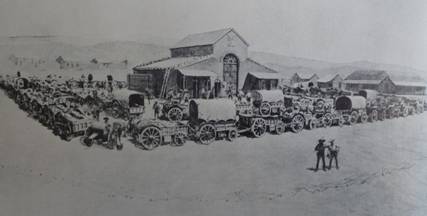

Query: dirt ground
[1,91,427,216]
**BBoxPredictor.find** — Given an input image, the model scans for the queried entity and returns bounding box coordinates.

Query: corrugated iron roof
[249,71,280,80]
[318,74,342,83]
[178,69,216,77]
[394,81,426,87]
[345,70,388,81]
[133,55,213,70]
[343,80,382,85]
[171,28,249,49]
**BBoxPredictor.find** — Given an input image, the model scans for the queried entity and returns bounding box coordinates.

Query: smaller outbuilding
[242,72,280,91]
[317,74,343,89]
[289,73,319,88]
[344,70,396,94]
[394,81,426,95]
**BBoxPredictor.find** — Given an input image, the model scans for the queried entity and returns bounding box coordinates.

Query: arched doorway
[223,54,239,95]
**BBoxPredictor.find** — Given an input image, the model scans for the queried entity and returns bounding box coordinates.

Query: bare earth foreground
[0,92,426,216]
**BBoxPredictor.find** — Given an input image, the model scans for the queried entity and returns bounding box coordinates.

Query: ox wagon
[129,119,188,150]
[335,96,368,125]
[188,99,238,144]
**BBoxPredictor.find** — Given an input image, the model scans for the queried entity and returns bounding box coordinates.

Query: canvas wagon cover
[252,90,284,102]
[112,89,142,102]
[359,89,378,100]
[335,96,366,110]
[189,99,236,122]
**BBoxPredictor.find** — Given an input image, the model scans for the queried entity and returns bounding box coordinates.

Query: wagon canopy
[112,89,144,105]
[189,99,236,123]
[358,89,378,100]
[251,90,284,102]
[335,96,367,110]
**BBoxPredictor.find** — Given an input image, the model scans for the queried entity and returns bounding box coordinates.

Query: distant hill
[0,36,169,80]
[250,51,427,82]
[0,36,425,83]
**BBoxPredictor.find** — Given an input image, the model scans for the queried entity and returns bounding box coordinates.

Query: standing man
[153,101,160,119]
[314,138,327,171]
[103,117,111,142]
[144,88,151,104]
[327,139,340,170]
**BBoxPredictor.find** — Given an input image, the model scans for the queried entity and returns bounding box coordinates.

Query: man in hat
[102,117,112,141]
[327,139,340,169]
[314,137,327,171]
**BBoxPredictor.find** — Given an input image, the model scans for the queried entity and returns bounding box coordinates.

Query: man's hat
[329,139,335,143]
[319,137,326,142]
[103,117,109,121]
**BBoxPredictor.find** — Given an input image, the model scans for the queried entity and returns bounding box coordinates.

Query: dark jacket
[315,143,325,155]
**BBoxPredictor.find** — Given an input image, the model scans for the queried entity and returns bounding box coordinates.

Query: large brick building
[130,28,279,98]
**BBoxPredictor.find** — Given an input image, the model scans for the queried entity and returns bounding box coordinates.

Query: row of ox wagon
[0,75,425,150]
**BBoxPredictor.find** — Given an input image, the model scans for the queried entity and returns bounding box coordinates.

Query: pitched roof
[343,80,383,85]
[345,70,389,81]
[249,72,280,80]
[318,74,342,83]
[171,28,249,49]
[393,81,426,87]
[178,69,216,77]
[298,73,318,80]
[133,55,213,70]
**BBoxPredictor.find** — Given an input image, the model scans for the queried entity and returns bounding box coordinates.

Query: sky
[1,0,427,70]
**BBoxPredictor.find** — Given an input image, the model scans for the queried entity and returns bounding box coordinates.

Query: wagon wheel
[307,119,317,130]
[56,124,72,141]
[198,124,216,144]
[316,100,325,110]
[138,126,161,150]
[168,107,183,121]
[227,128,238,141]
[80,135,93,147]
[350,111,359,124]
[402,107,409,117]
[360,112,368,123]
[291,114,305,133]
[370,110,378,122]
[322,113,333,127]
[338,116,345,127]
[172,132,186,146]
[111,108,121,119]
[260,102,271,117]
[251,118,266,138]
[275,121,286,135]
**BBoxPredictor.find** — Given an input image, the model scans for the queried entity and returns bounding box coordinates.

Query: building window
[223,54,239,94]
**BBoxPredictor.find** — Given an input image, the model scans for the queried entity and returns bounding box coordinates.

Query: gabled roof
[299,73,318,80]
[343,80,383,85]
[133,55,213,70]
[393,81,426,87]
[345,70,389,81]
[171,28,249,49]
[318,74,343,83]
[178,69,216,77]
[249,72,280,80]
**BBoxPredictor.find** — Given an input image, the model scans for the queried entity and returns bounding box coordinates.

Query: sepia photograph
[0,0,426,215]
